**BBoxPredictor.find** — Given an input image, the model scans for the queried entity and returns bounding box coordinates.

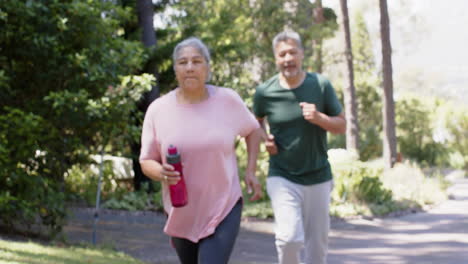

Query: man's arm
[314,111,346,134]
[300,102,346,134]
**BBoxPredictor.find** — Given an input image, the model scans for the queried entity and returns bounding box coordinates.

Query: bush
[328,149,438,218]
[437,102,468,170]
[0,0,151,235]
[0,108,66,236]
[329,149,391,207]
[380,162,447,206]
[102,184,163,212]
[65,161,125,207]
[65,158,162,212]
[396,97,448,166]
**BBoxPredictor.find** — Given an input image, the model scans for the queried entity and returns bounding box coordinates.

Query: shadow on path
[64,177,468,264]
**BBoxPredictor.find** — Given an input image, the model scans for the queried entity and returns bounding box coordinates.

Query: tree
[312,0,324,73]
[339,0,359,153]
[352,11,382,161]
[132,0,160,191]
[379,0,397,168]
[0,0,151,234]
[168,0,338,94]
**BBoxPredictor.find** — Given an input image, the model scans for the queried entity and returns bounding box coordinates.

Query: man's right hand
[265,134,278,155]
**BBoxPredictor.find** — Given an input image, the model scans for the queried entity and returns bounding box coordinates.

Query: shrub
[0,0,151,236]
[437,103,468,170]
[396,97,448,166]
[0,108,66,236]
[380,162,447,206]
[102,184,163,212]
[330,152,391,206]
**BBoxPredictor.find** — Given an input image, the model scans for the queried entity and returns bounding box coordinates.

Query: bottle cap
[167,144,180,164]
[168,144,178,155]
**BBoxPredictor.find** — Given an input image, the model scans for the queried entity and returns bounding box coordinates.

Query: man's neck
[279,71,306,89]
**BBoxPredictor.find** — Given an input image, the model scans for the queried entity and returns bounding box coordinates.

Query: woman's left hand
[244,171,263,201]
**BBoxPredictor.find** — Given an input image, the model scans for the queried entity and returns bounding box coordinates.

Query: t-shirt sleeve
[229,89,260,137]
[139,106,162,162]
[252,86,265,118]
[323,79,343,117]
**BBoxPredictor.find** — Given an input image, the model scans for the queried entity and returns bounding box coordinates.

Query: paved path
[64,175,468,264]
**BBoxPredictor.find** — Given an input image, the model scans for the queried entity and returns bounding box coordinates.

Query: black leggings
[171,198,243,264]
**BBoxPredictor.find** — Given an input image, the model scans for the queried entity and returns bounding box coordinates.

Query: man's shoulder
[306,72,331,85]
[304,72,334,93]
[256,74,279,92]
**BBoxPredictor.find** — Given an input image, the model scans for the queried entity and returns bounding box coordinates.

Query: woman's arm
[244,127,263,201]
[140,160,180,185]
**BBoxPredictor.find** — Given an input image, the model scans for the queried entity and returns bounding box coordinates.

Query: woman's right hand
[160,163,181,185]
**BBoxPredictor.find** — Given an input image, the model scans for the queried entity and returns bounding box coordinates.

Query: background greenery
[1,0,466,238]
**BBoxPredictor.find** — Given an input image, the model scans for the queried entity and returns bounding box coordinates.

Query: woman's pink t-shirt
[139,85,259,242]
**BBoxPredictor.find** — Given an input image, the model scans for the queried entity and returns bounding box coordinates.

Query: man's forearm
[315,112,346,134]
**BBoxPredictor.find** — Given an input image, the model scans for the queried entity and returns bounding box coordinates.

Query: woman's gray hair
[173,37,212,82]
[272,30,304,52]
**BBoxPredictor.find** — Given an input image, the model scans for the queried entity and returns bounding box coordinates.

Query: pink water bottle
[166,145,188,207]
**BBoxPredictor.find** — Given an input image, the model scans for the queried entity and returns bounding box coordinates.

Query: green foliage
[65,161,121,207]
[436,103,468,170]
[0,0,152,234]
[102,184,163,212]
[329,149,402,217]
[241,200,274,219]
[396,97,447,165]
[0,108,66,236]
[158,0,338,100]
[66,161,162,211]
[330,150,391,206]
[329,11,382,159]
[329,149,447,217]
[353,11,382,160]
[381,162,447,206]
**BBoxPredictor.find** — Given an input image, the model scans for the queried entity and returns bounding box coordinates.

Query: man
[253,30,346,264]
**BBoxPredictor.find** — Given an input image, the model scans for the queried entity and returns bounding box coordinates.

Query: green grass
[0,238,145,264]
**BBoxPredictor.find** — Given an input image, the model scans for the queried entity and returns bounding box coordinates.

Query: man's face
[274,39,304,79]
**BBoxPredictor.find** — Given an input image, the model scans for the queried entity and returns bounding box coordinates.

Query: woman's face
[174,46,209,91]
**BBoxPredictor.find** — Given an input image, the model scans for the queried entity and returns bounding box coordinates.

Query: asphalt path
[64,173,468,264]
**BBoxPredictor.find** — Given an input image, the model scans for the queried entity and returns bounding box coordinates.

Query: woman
[139,37,263,264]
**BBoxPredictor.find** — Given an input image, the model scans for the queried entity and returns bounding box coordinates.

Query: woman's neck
[177,85,209,104]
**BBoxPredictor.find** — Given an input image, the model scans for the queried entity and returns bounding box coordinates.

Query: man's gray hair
[172,37,212,82]
[272,30,304,52]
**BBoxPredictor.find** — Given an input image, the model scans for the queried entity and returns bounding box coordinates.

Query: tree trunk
[134,0,159,191]
[340,0,359,154]
[137,0,156,47]
[313,0,324,73]
[379,0,397,169]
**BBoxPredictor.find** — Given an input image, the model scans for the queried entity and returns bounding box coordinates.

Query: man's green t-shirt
[253,72,342,185]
